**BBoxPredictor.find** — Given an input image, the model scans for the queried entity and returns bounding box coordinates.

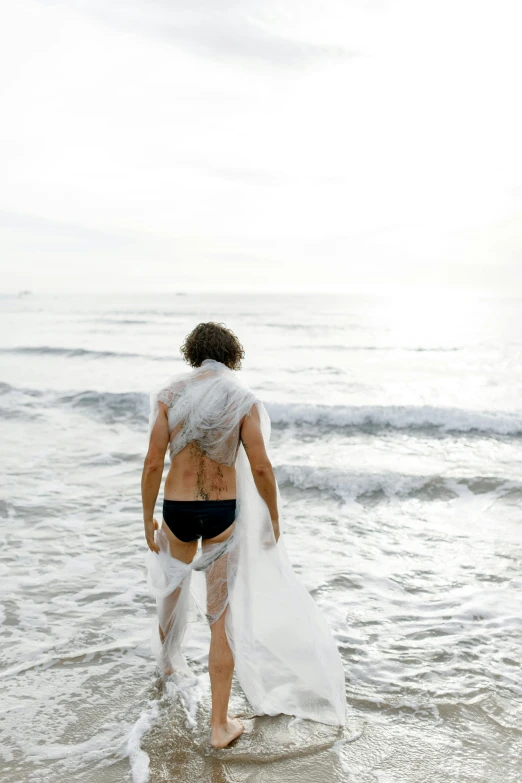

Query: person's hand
[144,517,160,553]
[261,519,280,548]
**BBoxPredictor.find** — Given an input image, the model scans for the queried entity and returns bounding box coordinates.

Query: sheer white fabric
[145,358,346,726]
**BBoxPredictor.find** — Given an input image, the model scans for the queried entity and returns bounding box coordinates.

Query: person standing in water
[141,322,280,748]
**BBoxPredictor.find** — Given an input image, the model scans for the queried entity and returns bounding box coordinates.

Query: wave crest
[276,464,518,503]
[267,402,522,436]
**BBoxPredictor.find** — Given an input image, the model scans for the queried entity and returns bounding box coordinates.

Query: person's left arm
[141,401,169,553]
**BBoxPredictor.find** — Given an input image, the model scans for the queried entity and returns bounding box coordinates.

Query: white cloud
[43,0,356,66]
[0,0,521,293]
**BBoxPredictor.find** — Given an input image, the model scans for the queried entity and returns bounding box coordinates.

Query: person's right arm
[240,405,280,542]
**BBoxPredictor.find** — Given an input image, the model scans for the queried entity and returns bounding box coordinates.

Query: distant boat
[17,290,32,297]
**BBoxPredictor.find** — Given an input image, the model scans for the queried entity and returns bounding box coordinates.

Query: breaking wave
[276,463,520,503]
[267,402,522,436]
[2,382,522,437]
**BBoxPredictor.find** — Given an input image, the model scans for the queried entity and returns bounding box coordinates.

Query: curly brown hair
[180,322,245,370]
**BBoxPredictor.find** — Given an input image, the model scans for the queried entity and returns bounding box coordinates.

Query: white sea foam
[267,402,522,435]
[275,463,520,503]
[126,700,160,783]
[26,721,133,766]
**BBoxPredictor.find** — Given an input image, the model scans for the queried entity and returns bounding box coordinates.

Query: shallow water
[1,291,521,782]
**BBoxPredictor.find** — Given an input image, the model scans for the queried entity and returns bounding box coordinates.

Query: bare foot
[211,717,244,748]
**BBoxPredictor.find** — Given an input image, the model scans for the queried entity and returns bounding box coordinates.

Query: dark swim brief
[162,498,236,543]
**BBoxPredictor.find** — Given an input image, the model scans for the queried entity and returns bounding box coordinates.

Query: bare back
[146,371,269,504]
[164,439,237,500]
[162,405,267,501]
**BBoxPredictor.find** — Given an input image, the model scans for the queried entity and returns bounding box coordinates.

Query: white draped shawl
[145,359,346,726]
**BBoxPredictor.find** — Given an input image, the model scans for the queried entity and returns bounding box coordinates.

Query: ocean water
[0,290,521,783]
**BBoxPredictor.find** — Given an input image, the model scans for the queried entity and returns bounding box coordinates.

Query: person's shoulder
[155,369,190,405]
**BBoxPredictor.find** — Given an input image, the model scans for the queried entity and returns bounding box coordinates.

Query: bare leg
[157,585,181,675]
[158,521,198,674]
[203,523,244,748]
[208,606,244,747]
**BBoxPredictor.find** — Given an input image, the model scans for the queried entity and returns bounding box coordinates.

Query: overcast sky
[1,0,521,294]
